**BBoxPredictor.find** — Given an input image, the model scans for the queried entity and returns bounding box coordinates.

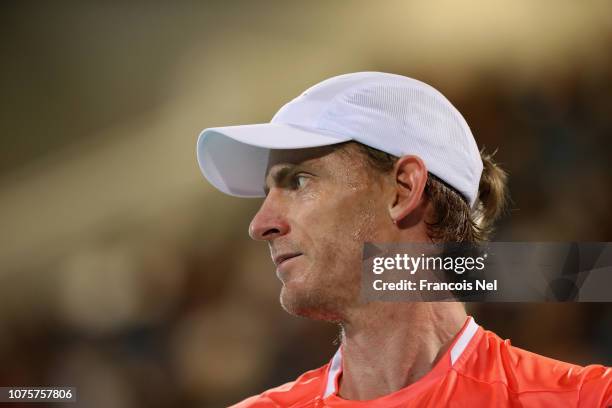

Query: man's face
[248,143,392,321]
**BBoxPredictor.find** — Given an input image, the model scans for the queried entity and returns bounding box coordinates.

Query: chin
[279,285,344,322]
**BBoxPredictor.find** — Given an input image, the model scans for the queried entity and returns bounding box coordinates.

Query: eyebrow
[263,164,299,195]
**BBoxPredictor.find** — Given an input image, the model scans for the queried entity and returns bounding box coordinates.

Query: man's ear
[389,155,428,224]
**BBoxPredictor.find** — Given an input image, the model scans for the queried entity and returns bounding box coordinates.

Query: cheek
[298,192,382,268]
[335,191,383,242]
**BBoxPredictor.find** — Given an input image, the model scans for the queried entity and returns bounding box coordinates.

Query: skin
[248,142,467,401]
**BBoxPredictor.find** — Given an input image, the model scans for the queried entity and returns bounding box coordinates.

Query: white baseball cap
[196,72,483,206]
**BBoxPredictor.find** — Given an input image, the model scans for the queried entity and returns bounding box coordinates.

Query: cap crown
[272,72,483,206]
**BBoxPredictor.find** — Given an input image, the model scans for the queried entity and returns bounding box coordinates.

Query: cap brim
[197,123,351,197]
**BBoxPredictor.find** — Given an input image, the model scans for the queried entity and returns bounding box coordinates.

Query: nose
[248,193,290,241]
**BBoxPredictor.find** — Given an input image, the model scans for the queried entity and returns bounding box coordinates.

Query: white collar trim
[322,316,479,398]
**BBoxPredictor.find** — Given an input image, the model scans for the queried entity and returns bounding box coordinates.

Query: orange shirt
[233,317,612,407]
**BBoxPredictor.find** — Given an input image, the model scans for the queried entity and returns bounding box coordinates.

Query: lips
[274,253,302,267]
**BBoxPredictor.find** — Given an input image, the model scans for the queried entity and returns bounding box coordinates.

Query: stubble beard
[278,260,361,323]
[280,285,345,322]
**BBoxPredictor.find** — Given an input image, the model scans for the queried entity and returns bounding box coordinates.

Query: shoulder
[457,328,612,407]
[230,364,328,408]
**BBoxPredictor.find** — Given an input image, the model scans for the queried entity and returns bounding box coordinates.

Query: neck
[337,302,467,401]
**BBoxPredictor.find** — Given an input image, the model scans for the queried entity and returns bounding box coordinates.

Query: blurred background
[1,1,611,407]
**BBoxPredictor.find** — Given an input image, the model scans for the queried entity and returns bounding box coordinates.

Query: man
[196,72,611,407]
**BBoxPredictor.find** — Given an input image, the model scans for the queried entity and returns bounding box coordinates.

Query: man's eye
[293,174,309,189]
